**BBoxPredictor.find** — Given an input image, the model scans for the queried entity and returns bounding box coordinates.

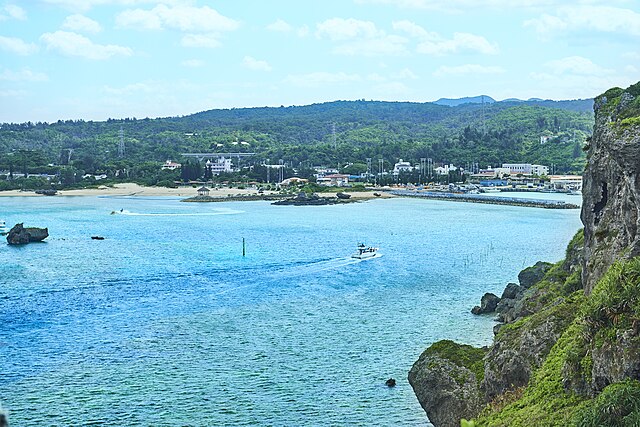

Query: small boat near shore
[351,243,378,259]
[0,220,8,235]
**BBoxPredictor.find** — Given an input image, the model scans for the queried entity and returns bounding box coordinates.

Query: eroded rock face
[518,261,552,288]
[6,223,49,245]
[582,84,640,294]
[482,312,567,399]
[408,344,485,427]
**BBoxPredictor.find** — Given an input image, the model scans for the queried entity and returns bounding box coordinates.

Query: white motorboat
[0,220,8,235]
[351,243,378,259]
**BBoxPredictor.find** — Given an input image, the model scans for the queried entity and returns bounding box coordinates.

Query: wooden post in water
[242,237,246,257]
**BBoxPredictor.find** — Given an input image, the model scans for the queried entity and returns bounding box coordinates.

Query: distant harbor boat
[351,243,378,259]
[0,220,8,235]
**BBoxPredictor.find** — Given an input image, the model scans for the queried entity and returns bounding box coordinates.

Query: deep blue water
[0,196,582,426]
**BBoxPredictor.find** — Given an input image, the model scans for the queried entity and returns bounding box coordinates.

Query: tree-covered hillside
[0,98,594,185]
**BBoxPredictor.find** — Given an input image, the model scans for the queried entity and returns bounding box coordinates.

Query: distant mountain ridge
[434,95,593,113]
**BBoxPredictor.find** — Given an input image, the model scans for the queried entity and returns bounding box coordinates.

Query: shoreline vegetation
[0,182,581,209]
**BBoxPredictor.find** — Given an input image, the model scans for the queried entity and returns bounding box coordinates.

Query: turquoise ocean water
[0,196,582,426]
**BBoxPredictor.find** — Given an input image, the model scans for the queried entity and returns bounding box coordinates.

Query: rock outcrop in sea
[6,223,49,245]
[408,82,640,427]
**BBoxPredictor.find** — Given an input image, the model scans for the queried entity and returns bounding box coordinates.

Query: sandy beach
[0,183,393,200]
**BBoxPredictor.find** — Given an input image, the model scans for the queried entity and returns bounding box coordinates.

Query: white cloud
[374,81,410,96]
[0,4,26,21]
[243,56,272,72]
[62,14,102,33]
[40,31,133,60]
[267,19,292,32]
[392,68,418,79]
[297,25,310,37]
[433,64,505,76]
[316,18,408,56]
[316,18,381,41]
[418,32,498,55]
[0,36,38,55]
[181,59,204,68]
[355,0,604,12]
[284,72,362,87]
[116,4,239,33]
[525,6,640,38]
[181,33,221,48]
[544,56,613,76]
[394,20,498,55]
[0,68,49,82]
[40,0,190,13]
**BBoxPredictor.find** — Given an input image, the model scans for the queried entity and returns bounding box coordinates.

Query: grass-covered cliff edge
[408,82,640,427]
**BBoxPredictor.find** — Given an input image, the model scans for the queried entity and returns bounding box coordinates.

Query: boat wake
[111,208,243,216]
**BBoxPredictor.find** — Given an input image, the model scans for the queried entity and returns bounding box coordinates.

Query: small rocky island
[6,223,49,245]
[272,192,356,206]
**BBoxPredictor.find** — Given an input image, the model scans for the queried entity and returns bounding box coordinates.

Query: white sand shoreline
[0,183,393,200]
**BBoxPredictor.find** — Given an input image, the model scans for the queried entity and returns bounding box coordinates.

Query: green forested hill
[0,98,594,183]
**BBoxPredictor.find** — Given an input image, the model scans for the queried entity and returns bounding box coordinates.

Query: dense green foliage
[0,99,593,189]
[424,339,487,383]
[572,380,640,427]
[475,256,640,427]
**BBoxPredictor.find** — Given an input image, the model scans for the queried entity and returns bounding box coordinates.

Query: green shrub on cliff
[572,380,640,427]
[424,340,486,384]
[475,257,640,427]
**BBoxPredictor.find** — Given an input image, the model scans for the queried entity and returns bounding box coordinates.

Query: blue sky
[1,0,638,123]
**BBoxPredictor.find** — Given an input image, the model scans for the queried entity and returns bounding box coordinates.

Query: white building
[435,164,457,175]
[161,160,181,170]
[206,157,233,174]
[531,164,549,176]
[317,174,349,187]
[392,159,414,176]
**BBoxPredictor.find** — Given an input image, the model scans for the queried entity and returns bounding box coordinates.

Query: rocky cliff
[582,82,640,294]
[409,82,640,427]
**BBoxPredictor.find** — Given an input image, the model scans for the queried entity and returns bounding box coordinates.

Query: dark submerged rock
[385,378,396,387]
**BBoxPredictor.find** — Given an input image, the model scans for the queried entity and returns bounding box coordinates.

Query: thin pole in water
[242,237,246,257]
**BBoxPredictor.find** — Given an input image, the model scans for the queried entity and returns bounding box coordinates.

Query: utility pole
[266,158,270,183]
[366,158,372,183]
[118,126,125,158]
[279,159,284,183]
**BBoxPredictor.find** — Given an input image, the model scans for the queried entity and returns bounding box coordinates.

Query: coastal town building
[197,186,210,196]
[317,174,349,186]
[502,163,549,176]
[392,159,413,176]
[206,157,233,174]
[548,175,583,191]
[161,160,181,170]
[434,164,457,175]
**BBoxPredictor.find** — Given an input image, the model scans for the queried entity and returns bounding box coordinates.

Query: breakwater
[390,190,580,209]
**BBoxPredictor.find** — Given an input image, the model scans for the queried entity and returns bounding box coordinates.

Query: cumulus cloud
[316,18,408,56]
[394,20,498,55]
[0,4,26,21]
[41,0,190,13]
[543,56,613,76]
[116,4,239,33]
[62,14,102,33]
[433,64,505,76]
[284,72,362,87]
[355,0,602,12]
[243,56,272,72]
[266,19,292,32]
[316,18,381,41]
[0,36,38,55]
[40,31,133,60]
[524,6,640,38]
[0,68,49,82]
